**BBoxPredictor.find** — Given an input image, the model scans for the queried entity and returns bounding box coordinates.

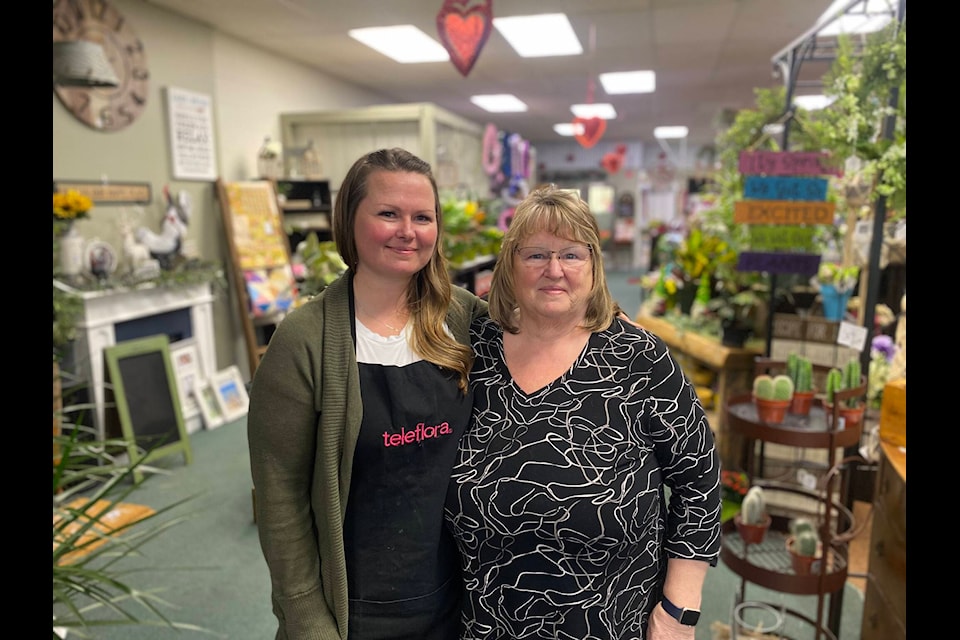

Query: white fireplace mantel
[56,280,217,440]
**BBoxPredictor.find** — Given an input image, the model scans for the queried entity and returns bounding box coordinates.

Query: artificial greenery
[296,233,348,298]
[441,197,504,266]
[809,21,907,215]
[53,259,226,364]
[53,388,207,637]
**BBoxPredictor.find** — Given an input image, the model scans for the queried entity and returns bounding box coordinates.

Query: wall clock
[53,0,150,132]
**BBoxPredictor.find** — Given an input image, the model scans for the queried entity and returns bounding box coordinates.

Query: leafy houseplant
[294,233,348,299]
[707,288,763,347]
[752,374,794,424]
[786,353,815,416]
[669,227,737,315]
[53,386,204,637]
[733,485,771,545]
[813,262,860,322]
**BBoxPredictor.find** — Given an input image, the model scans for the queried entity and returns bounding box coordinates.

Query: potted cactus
[733,485,771,545]
[752,373,793,424]
[787,353,815,416]
[824,356,865,428]
[785,517,823,575]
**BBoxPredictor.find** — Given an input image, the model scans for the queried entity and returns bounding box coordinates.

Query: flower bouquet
[813,262,859,321]
[53,189,93,234]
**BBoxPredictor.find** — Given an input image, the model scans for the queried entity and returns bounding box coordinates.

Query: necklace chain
[356,302,408,333]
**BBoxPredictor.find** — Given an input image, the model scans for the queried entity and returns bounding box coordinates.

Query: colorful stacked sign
[735,151,840,276]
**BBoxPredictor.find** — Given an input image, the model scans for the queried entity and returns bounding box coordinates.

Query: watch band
[660,594,701,626]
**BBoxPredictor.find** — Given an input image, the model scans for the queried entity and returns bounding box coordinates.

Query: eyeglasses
[515,245,592,268]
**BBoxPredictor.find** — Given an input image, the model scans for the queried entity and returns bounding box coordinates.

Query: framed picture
[196,381,225,430]
[210,365,249,423]
[169,340,201,421]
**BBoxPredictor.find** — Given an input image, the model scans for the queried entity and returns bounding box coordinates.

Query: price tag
[837,321,867,351]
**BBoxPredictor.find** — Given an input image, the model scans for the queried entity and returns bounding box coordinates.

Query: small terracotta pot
[734,512,771,545]
[754,396,791,424]
[789,390,816,416]
[824,401,865,429]
[786,536,823,575]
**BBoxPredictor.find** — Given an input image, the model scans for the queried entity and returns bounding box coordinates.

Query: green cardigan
[247,272,487,640]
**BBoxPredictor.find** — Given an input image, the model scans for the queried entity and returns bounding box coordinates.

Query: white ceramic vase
[60,225,86,277]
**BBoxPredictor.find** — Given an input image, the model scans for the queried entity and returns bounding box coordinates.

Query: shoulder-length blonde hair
[332,147,473,393]
[488,185,616,334]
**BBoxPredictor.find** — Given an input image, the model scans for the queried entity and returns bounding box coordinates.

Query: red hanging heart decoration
[436,0,492,77]
[573,117,606,149]
[601,151,623,174]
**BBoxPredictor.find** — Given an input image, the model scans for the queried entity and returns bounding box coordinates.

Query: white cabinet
[280,103,487,196]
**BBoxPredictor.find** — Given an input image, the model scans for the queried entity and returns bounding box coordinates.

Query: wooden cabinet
[861,444,906,640]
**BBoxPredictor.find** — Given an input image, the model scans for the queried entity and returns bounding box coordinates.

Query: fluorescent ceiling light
[493,14,583,57]
[815,0,894,36]
[794,94,836,110]
[571,103,617,120]
[348,25,449,63]
[654,126,688,139]
[554,122,585,136]
[599,70,656,95]
[470,94,528,113]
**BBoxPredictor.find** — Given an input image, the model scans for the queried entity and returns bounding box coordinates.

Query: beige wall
[53,0,387,381]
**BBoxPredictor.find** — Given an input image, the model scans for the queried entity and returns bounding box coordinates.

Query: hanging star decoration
[436,0,493,77]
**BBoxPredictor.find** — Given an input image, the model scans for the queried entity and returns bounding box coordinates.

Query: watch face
[53,0,150,132]
[679,609,700,626]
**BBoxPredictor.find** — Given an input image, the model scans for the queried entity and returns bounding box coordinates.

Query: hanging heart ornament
[436,0,492,77]
[573,117,606,149]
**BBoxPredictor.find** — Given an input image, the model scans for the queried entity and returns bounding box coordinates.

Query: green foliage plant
[53,387,207,638]
[296,233,348,298]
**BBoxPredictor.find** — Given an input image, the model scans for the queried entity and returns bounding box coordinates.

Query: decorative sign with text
[736,151,837,276]
[733,200,834,225]
[165,86,218,181]
[53,180,151,205]
[739,151,842,177]
[743,176,828,201]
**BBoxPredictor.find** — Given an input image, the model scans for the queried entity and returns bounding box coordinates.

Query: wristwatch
[660,594,701,626]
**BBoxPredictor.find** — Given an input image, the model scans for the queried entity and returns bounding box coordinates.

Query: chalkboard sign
[104,334,193,483]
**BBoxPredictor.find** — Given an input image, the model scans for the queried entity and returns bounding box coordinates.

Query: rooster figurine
[136,186,190,270]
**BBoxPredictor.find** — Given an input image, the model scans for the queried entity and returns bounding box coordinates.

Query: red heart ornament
[601,151,623,174]
[573,117,606,149]
[436,0,492,77]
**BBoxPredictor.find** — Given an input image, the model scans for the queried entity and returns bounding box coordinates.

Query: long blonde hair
[488,185,616,334]
[332,148,473,393]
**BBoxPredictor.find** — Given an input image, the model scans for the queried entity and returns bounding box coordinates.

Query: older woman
[445,185,721,640]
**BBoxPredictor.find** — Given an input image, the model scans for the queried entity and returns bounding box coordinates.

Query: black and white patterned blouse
[445,316,721,640]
